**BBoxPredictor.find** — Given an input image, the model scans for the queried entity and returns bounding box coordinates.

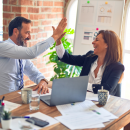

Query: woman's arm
[56,36,93,67]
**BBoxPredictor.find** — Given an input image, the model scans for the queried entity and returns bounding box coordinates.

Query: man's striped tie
[19,59,24,90]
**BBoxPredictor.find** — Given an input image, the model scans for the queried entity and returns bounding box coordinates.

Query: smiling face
[16,22,31,46]
[92,33,108,56]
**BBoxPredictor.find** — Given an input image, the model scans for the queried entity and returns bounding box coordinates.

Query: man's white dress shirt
[0,37,55,95]
[56,44,105,92]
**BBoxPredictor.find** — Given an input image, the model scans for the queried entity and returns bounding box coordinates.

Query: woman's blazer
[58,50,124,95]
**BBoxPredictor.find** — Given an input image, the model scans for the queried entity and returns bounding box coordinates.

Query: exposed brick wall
[2,0,127,87]
[3,0,65,87]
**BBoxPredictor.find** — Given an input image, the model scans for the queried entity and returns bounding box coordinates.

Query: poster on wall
[82,27,99,44]
[73,0,124,55]
[96,1,115,26]
[78,0,97,24]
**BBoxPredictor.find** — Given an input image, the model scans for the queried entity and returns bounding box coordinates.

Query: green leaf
[43,28,82,80]
[2,110,11,120]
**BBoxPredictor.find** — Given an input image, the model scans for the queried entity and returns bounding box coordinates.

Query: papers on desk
[56,100,118,129]
[56,100,117,120]
[11,112,59,130]
[56,100,96,115]
[18,88,52,96]
[3,100,21,111]
[86,92,110,101]
[55,112,106,129]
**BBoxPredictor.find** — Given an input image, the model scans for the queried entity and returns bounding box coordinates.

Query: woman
[55,30,124,96]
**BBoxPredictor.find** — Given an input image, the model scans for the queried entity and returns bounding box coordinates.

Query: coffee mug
[21,88,32,104]
[98,89,109,105]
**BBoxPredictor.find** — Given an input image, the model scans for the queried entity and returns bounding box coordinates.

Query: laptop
[40,76,89,106]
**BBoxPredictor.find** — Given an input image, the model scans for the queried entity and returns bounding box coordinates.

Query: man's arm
[0,37,54,59]
[0,17,67,59]
[24,60,49,94]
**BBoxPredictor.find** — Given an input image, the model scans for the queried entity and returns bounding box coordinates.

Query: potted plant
[44,28,82,80]
[1,110,12,129]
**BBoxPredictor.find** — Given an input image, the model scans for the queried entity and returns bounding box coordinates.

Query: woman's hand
[56,33,66,46]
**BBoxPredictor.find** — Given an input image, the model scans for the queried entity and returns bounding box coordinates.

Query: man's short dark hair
[8,16,31,36]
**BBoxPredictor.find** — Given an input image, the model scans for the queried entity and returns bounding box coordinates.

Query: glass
[0,105,4,119]
[29,92,40,110]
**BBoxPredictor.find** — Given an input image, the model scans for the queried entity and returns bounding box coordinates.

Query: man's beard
[17,33,29,47]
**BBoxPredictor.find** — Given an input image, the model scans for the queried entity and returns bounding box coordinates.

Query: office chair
[114,84,121,97]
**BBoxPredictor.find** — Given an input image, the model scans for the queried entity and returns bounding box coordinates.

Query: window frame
[65,0,76,28]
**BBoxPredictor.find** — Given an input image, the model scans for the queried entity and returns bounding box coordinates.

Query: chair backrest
[114,84,121,97]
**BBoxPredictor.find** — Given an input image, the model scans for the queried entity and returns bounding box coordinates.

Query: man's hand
[33,79,49,94]
[52,17,67,41]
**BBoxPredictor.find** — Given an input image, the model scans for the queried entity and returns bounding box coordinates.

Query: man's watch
[42,78,49,84]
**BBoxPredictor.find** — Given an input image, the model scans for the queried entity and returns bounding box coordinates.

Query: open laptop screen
[41,76,89,106]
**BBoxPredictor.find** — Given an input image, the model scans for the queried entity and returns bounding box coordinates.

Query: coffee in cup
[21,88,32,104]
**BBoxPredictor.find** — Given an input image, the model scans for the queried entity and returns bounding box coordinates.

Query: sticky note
[105,1,108,4]
[96,28,99,31]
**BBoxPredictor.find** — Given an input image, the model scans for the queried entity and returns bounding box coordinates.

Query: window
[121,0,130,99]
[66,0,78,39]
[66,0,128,99]
[0,1,3,41]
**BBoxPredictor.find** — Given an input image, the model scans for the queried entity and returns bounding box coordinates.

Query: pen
[90,109,100,115]
[12,116,30,119]
[1,96,5,103]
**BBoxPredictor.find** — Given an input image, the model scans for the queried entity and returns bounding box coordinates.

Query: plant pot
[1,118,12,129]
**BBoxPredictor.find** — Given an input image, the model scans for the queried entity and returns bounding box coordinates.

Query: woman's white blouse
[56,44,105,92]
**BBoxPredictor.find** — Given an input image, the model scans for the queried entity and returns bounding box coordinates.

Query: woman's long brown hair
[97,30,123,82]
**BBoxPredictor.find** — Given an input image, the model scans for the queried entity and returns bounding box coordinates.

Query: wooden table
[0,86,130,130]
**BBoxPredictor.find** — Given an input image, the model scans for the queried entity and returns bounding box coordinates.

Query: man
[0,16,67,95]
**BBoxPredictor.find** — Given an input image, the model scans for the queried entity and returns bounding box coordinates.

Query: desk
[0,86,130,130]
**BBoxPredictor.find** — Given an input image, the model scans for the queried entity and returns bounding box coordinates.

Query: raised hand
[56,33,66,46]
[51,17,67,41]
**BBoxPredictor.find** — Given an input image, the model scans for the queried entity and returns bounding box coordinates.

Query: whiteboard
[73,0,125,55]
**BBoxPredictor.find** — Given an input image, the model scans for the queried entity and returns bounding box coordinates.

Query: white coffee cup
[21,88,32,104]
